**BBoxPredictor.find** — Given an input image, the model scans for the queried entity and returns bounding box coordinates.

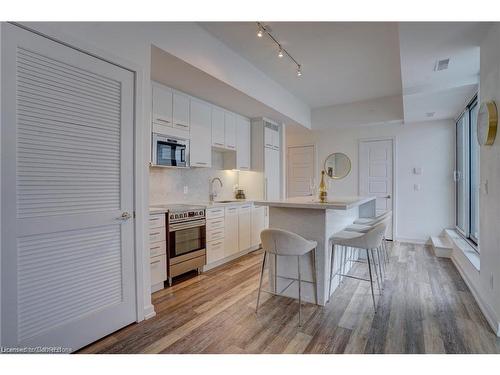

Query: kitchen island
[255,196,376,306]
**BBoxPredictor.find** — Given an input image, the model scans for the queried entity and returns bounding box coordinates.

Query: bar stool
[329,221,388,311]
[353,211,392,263]
[256,228,318,326]
[343,215,392,285]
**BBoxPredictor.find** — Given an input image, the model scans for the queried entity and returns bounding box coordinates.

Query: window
[455,95,480,249]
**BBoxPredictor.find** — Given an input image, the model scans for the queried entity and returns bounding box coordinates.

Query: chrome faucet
[209,177,223,202]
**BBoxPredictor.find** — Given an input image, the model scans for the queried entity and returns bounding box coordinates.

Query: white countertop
[149,200,255,214]
[254,196,376,210]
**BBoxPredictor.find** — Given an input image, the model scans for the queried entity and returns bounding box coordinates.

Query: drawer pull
[150,232,160,236]
[211,242,223,247]
[151,260,161,265]
[214,142,224,146]
[176,123,188,128]
[151,246,161,250]
[155,118,171,124]
[210,220,223,224]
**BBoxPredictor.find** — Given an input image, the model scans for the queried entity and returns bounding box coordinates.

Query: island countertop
[255,196,376,210]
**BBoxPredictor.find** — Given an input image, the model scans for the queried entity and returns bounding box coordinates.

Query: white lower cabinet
[206,207,225,265]
[205,203,265,269]
[224,206,239,257]
[206,239,225,264]
[238,205,252,251]
[150,254,167,290]
[251,206,266,248]
[150,213,168,293]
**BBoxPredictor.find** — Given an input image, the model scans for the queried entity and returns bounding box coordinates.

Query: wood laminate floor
[79,242,500,354]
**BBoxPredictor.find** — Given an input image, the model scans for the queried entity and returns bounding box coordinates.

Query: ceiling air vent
[434,58,450,71]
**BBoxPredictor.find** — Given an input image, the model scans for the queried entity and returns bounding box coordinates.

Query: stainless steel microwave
[152,133,189,167]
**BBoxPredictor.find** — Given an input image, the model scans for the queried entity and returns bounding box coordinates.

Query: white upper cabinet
[236,115,251,170]
[152,83,173,128]
[264,123,280,150]
[172,91,190,132]
[212,106,225,148]
[190,99,212,168]
[224,111,237,150]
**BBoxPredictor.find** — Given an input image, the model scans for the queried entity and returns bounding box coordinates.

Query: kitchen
[147,46,281,291]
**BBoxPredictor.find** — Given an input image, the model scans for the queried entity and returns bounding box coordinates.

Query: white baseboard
[395,237,429,245]
[143,304,156,320]
[450,253,500,337]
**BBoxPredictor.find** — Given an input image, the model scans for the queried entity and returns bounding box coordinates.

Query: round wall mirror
[324,153,351,179]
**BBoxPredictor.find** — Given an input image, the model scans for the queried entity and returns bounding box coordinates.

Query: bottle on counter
[319,170,328,203]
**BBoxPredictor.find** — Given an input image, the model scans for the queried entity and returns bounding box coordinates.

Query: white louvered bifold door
[1,24,136,351]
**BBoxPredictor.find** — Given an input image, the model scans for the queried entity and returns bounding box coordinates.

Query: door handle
[120,212,132,220]
[384,195,391,199]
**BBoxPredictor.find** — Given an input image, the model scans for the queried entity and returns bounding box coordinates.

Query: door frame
[286,143,317,198]
[1,22,154,333]
[358,136,397,240]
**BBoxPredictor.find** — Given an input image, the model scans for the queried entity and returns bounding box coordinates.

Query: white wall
[312,95,403,130]
[287,120,455,242]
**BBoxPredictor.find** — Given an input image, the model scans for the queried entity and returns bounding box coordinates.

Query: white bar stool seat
[256,228,318,327]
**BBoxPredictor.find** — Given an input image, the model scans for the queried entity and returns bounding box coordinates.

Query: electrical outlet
[183,186,188,195]
[490,274,494,290]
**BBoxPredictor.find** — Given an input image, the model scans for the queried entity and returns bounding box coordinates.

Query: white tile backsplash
[149,166,264,205]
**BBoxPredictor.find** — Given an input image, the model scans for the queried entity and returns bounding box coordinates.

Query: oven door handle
[169,219,206,232]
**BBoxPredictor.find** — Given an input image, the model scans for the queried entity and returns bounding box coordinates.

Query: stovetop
[150,204,206,213]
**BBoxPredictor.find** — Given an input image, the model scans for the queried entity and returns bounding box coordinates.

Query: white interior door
[287,145,315,197]
[1,24,136,351]
[359,139,394,239]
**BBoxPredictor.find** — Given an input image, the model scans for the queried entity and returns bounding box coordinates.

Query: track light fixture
[256,22,302,77]
[257,25,264,38]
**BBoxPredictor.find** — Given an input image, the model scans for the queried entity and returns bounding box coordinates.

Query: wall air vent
[434,58,450,71]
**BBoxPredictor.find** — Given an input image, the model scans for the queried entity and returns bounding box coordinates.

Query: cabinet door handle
[150,232,160,236]
[151,260,161,265]
[176,123,188,128]
[212,241,223,247]
[214,142,224,146]
[195,162,207,165]
[155,118,171,124]
[150,246,161,250]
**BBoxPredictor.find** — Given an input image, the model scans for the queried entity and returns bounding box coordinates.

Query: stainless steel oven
[152,133,189,167]
[167,206,206,285]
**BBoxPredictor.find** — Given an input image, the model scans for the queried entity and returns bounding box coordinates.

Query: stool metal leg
[274,253,278,293]
[328,243,335,302]
[297,255,302,326]
[371,248,381,292]
[256,251,267,314]
[312,249,318,305]
[366,248,377,312]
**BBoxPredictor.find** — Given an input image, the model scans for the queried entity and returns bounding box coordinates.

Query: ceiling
[200,22,403,108]
[200,21,491,127]
[399,22,490,123]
